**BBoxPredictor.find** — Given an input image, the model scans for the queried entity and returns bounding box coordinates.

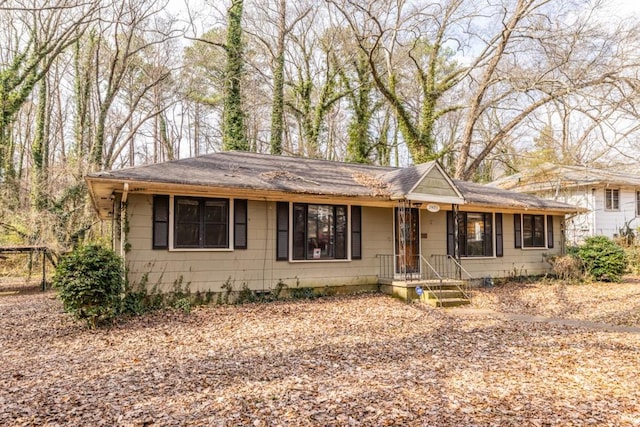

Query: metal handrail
[418,255,443,305]
[419,254,443,281]
[377,253,472,304]
[377,254,424,282]
[430,254,472,300]
[447,255,473,281]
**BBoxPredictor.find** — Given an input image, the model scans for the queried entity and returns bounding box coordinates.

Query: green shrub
[53,244,124,328]
[575,236,628,282]
[289,286,316,299]
[173,297,192,314]
[121,273,151,316]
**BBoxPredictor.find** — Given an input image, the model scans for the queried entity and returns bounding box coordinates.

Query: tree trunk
[31,77,49,209]
[269,0,286,155]
[222,0,249,151]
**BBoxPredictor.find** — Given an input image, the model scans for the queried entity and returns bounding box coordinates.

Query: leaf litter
[0,280,639,426]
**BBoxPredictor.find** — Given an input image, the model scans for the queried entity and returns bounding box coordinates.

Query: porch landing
[379,279,470,307]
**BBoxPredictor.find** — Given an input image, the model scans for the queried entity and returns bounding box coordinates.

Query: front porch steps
[422,281,471,307]
[379,279,471,307]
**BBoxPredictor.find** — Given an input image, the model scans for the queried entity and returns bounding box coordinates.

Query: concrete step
[425,297,471,308]
[426,289,467,300]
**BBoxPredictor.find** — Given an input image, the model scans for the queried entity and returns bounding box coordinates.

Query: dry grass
[1,280,639,426]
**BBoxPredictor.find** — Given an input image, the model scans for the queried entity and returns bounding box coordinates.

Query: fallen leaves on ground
[1,282,639,426]
[471,276,640,326]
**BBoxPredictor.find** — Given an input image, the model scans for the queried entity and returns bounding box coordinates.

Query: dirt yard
[1,279,639,426]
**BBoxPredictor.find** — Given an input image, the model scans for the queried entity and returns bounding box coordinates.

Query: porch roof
[86,151,582,218]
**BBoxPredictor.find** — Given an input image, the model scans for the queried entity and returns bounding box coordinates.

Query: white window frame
[168,195,235,252]
[287,203,354,263]
[605,188,620,211]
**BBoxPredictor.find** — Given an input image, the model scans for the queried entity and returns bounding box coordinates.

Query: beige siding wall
[124,195,393,293]
[412,167,458,197]
[123,194,564,292]
[421,211,563,279]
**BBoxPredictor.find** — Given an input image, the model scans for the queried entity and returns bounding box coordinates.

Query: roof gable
[378,161,464,204]
[407,162,464,204]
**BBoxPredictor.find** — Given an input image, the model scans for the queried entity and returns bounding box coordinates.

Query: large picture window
[292,203,347,260]
[174,197,229,248]
[447,212,494,257]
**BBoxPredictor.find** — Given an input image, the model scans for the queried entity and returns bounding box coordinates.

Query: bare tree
[328,0,473,164]
[0,0,101,182]
[89,0,181,170]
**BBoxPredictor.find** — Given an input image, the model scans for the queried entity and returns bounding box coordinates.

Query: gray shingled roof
[89,151,397,198]
[455,180,579,210]
[86,151,581,212]
[491,163,640,192]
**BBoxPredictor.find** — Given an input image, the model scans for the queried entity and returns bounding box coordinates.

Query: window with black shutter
[448,211,495,257]
[515,213,553,249]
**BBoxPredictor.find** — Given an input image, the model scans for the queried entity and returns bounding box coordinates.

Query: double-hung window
[514,214,554,249]
[152,196,247,250]
[174,197,229,248]
[605,189,620,211]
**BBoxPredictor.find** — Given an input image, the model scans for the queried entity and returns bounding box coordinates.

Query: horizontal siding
[537,185,640,243]
[124,194,566,292]
[593,187,639,238]
[124,195,393,293]
[412,167,458,197]
[421,211,563,279]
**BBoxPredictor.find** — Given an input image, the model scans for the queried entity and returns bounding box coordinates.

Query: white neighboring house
[490,164,640,244]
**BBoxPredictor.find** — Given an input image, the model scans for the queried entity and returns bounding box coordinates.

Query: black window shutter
[234,199,248,249]
[514,214,522,249]
[495,213,503,257]
[484,213,493,257]
[276,202,289,260]
[547,215,554,248]
[446,211,455,256]
[152,195,169,249]
[351,206,362,259]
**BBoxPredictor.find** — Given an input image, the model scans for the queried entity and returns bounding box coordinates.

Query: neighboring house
[490,164,640,244]
[86,152,581,301]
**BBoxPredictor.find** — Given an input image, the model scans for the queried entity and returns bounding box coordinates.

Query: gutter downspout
[120,183,129,260]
